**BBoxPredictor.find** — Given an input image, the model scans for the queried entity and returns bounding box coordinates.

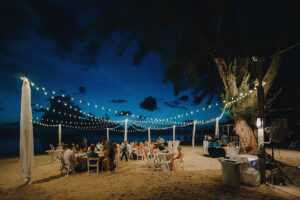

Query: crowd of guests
[58,137,117,173]
[58,135,183,173]
[116,135,183,171]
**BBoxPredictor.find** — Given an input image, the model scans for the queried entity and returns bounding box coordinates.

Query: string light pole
[148,127,151,143]
[106,128,109,141]
[192,121,197,149]
[124,119,128,142]
[253,56,266,184]
[173,125,176,142]
[58,124,62,146]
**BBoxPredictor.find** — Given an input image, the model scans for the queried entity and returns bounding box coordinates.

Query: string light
[23,77,221,122]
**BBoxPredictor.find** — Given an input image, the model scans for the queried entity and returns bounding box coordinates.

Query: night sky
[0,0,223,127]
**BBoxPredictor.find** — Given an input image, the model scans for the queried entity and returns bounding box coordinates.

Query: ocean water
[0,124,216,155]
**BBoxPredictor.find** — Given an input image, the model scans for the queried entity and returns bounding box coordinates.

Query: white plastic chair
[114,153,119,169]
[87,157,99,174]
[127,144,133,159]
[180,153,185,170]
[167,141,173,152]
[136,150,144,162]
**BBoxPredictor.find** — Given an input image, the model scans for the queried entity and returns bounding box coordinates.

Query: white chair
[114,153,119,169]
[87,157,99,174]
[167,141,173,152]
[155,154,170,171]
[172,140,181,154]
[60,157,70,177]
[136,150,144,162]
[180,153,185,170]
[127,144,134,159]
[146,152,154,167]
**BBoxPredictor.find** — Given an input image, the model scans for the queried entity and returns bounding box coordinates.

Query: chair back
[87,157,99,174]
[87,157,99,166]
[127,144,132,153]
[180,152,184,162]
[137,149,144,155]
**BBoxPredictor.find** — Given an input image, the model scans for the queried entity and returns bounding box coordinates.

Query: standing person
[82,136,87,150]
[63,144,79,172]
[107,141,116,172]
[121,141,128,161]
[156,135,165,150]
[221,134,229,147]
[96,141,103,152]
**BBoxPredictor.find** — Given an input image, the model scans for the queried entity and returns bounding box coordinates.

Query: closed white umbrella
[20,78,34,184]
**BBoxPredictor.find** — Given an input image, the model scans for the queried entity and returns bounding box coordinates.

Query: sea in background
[0,123,225,155]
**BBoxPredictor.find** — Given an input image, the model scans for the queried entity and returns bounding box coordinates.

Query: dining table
[75,152,105,171]
[46,149,62,162]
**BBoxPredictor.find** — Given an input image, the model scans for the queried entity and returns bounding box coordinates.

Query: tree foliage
[92,0,299,106]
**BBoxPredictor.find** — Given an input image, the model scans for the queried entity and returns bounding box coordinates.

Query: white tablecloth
[46,150,62,162]
[223,147,240,158]
[203,141,209,156]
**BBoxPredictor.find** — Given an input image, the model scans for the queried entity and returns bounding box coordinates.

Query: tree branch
[214,57,239,97]
[263,55,281,96]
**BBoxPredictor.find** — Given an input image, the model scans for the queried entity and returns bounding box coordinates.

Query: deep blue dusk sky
[0,0,224,126]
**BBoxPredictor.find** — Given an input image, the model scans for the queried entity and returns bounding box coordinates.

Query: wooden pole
[192,121,196,149]
[124,119,128,142]
[107,128,109,141]
[173,125,175,141]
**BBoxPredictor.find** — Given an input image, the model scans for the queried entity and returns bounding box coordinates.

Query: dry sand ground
[0,146,299,200]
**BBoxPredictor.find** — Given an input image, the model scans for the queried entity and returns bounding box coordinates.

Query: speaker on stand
[264,119,293,185]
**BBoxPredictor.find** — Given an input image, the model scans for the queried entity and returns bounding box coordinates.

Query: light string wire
[20,77,221,122]
[260,41,300,62]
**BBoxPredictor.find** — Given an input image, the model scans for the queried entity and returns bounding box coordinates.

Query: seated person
[102,141,116,172]
[171,146,183,171]
[156,135,165,150]
[150,142,156,150]
[138,142,144,150]
[132,141,138,148]
[138,142,147,161]
[87,143,95,152]
[221,134,229,147]
[63,144,79,171]
[73,144,81,153]
[96,141,103,152]
[144,141,150,156]
[87,146,99,164]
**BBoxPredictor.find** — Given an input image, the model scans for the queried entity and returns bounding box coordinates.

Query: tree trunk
[234,119,258,155]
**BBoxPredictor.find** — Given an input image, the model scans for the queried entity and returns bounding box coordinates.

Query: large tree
[91,0,299,154]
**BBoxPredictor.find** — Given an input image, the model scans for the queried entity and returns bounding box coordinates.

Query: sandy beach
[0,146,299,200]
